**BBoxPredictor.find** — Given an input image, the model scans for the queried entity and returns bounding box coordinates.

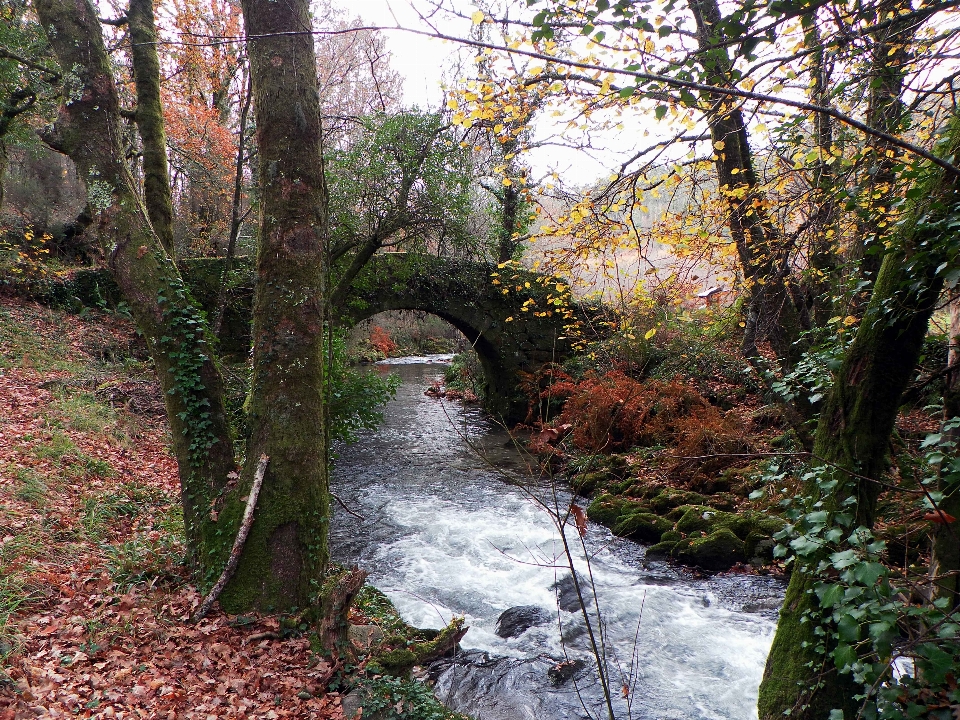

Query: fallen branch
[192,453,269,623]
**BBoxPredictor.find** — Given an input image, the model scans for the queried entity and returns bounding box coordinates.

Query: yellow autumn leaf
[644,327,657,340]
[843,315,857,326]
[471,10,485,24]
[502,178,513,186]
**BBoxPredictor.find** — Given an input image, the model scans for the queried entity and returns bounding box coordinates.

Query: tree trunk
[0,137,7,211]
[757,122,960,720]
[128,0,176,258]
[849,0,917,286]
[34,0,237,569]
[212,75,253,337]
[219,0,331,612]
[498,181,520,263]
[688,0,804,369]
[929,300,960,611]
[803,18,839,329]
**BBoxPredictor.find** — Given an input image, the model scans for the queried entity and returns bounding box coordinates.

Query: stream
[329,359,785,720]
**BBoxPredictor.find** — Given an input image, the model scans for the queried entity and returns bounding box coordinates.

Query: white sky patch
[334,0,461,110]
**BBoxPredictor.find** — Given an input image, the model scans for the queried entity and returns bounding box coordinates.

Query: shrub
[668,405,753,483]
[353,676,469,720]
[443,352,483,397]
[369,325,398,357]
[556,372,709,451]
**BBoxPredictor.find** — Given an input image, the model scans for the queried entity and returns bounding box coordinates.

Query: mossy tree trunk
[33,0,238,568]
[757,124,960,720]
[128,0,176,258]
[218,0,332,612]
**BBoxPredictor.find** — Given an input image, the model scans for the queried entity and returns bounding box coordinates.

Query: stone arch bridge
[61,254,603,423]
[338,255,601,422]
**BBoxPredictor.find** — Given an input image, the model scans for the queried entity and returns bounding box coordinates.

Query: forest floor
[0,297,345,719]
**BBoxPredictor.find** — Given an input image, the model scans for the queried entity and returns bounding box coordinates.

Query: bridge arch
[339,255,585,423]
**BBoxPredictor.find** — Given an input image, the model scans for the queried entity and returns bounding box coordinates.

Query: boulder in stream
[495,605,552,638]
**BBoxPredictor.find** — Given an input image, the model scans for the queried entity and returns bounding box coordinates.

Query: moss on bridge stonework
[24,254,602,423]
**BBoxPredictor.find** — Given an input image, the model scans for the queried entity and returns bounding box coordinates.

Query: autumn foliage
[525,368,751,483]
[368,325,397,357]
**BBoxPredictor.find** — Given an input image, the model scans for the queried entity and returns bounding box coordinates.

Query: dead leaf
[570,504,588,538]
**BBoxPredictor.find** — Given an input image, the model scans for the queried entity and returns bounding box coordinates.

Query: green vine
[768,448,960,719]
[156,277,218,470]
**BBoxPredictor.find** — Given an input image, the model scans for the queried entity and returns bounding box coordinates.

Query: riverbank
[0,297,471,720]
[442,312,942,578]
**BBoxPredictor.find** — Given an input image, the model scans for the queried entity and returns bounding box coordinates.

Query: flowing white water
[330,361,784,720]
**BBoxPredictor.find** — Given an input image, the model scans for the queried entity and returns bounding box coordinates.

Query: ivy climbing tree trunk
[218,0,333,612]
[128,0,176,258]
[757,121,960,720]
[33,0,237,570]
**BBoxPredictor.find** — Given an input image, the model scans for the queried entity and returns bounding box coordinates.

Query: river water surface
[329,360,785,720]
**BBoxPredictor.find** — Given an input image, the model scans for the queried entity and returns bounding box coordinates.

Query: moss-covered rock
[675,506,752,538]
[571,471,609,496]
[376,648,419,676]
[647,488,709,514]
[586,494,643,526]
[645,540,678,560]
[614,512,672,543]
[675,528,746,571]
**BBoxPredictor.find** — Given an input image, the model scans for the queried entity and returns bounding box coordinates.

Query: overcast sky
[325,0,636,185]
[334,0,460,109]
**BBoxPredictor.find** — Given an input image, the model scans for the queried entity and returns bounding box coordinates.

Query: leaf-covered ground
[0,297,346,719]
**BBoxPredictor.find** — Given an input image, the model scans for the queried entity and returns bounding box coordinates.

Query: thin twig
[192,454,268,623]
[331,491,365,520]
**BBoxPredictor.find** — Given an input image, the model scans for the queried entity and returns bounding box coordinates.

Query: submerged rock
[550,572,593,613]
[429,650,607,720]
[548,659,587,685]
[495,605,552,638]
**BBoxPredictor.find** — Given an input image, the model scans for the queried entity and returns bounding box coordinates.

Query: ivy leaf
[790,535,820,556]
[853,562,885,587]
[815,582,844,608]
[837,614,860,642]
[833,642,856,670]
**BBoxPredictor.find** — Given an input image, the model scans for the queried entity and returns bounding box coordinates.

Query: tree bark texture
[757,123,960,720]
[34,0,237,568]
[220,0,331,612]
[128,0,176,257]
